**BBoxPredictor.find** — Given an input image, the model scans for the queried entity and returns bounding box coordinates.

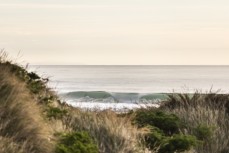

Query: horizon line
[30,64,229,66]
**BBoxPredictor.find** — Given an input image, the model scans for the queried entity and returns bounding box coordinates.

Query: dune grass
[0,63,54,153]
[160,93,229,153]
[134,93,229,153]
[0,51,147,153]
[1,51,229,153]
[62,109,145,153]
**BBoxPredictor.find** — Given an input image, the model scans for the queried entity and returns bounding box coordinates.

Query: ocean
[29,65,229,110]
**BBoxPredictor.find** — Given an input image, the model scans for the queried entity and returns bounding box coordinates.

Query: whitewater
[29,65,229,111]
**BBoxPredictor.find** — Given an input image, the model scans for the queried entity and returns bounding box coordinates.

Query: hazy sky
[0,0,229,65]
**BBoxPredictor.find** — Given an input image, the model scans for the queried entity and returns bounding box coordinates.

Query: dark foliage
[134,110,181,135]
[56,132,99,153]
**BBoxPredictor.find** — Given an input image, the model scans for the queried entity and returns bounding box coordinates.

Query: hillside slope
[2,53,229,153]
[0,53,144,153]
[0,63,55,153]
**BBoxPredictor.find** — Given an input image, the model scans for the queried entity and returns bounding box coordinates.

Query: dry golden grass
[0,64,55,153]
[62,109,147,153]
[0,51,149,153]
[6,51,224,153]
[161,93,229,153]
[0,136,25,153]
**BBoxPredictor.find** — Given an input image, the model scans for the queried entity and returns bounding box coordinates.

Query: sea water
[29,65,229,110]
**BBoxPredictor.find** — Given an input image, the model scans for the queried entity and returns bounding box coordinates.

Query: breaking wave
[60,91,168,103]
[58,91,170,111]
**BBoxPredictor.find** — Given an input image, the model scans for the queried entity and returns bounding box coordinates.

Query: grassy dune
[161,93,229,153]
[0,60,54,152]
[1,51,229,153]
[0,52,146,153]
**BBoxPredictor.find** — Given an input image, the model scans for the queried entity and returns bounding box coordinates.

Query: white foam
[68,102,159,111]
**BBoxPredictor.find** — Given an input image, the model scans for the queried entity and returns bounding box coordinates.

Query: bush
[144,126,165,149]
[134,110,181,135]
[194,124,214,141]
[159,135,198,153]
[56,132,99,153]
[133,109,200,152]
[47,106,68,119]
[143,126,198,152]
[28,80,45,94]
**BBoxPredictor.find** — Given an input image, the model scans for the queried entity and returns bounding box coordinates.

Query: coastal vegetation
[0,51,229,153]
[0,51,142,153]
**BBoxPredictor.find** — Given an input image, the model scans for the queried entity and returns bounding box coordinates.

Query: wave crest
[61,91,168,103]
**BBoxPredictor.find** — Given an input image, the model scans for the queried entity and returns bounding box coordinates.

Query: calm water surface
[30,65,229,93]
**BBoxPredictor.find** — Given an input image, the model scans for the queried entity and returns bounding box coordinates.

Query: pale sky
[0,0,229,65]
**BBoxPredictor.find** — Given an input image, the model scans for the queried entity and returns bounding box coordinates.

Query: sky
[0,0,229,65]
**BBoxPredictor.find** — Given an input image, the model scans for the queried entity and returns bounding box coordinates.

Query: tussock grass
[61,109,146,153]
[0,51,147,153]
[130,93,229,153]
[0,50,10,63]
[0,136,25,153]
[0,64,54,153]
[160,93,229,153]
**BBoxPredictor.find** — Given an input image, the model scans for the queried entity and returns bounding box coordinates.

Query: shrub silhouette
[28,72,41,80]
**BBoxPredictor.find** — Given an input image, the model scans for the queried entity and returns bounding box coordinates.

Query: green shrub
[47,106,68,119]
[194,124,214,140]
[28,80,45,94]
[56,132,99,153]
[8,64,46,94]
[159,134,198,153]
[144,126,165,149]
[133,109,200,152]
[143,126,198,152]
[134,110,181,135]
